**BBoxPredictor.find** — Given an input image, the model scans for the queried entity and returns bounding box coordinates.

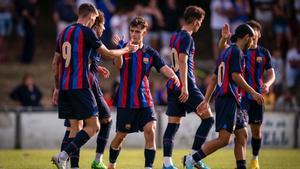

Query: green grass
[0,149,299,169]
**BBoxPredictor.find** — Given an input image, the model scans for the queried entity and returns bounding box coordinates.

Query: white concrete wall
[0,113,15,148]
[0,110,298,149]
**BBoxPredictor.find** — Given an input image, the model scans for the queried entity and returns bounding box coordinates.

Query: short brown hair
[78,3,98,18]
[92,10,105,29]
[129,16,148,29]
[184,6,205,24]
[246,20,262,31]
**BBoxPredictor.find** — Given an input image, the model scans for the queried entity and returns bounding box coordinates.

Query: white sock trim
[163,157,173,167]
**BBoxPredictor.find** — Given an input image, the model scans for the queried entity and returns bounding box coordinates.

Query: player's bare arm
[232,72,264,105]
[197,74,217,114]
[111,34,124,69]
[97,43,137,60]
[159,66,180,87]
[178,53,189,103]
[262,68,275,94]
[51,52,60,105]
[218,23,231,51]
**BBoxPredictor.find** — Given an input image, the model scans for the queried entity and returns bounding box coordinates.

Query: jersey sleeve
[85,28,103,49]
[151,48,165,72]
[55,34,61,54]
[214,65,218,75]
[179,33,192,55]
[230,47,242,74]
[264,49,273,70]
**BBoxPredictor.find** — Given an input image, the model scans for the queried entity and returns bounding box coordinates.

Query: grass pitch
[0,148,299,169]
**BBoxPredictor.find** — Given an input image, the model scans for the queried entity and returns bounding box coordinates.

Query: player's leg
[60,117,99,163]
[192,109,214,169]
[69,120,83,169]
[233,109,248,169]
[249,100,263,169]
[234,127,248,169]
[92,118,112,169]
[92,93,112,169]
[250,123,262,169]
[193,101,214,154]
[59,120,70,169]
[53,119,84,169]
[108,108,134,169]
[108,131,127,169]
[163,116,181,169]
[163,89,184,169]
[144,120,157,169]
[184,129,232,169]
[60,119,71,151]
[185,90,214,169]
[54,89,100,169]
[141,107,158,169]
[183,96,236,169]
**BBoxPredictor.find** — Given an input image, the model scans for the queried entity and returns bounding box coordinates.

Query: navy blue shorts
[58,88,98,120]
[92,82,111,119]
[116,107,156,133]
[166,87,204,117]
[64,86,111,127]
[241,98,264,124]
[215,95,238,133]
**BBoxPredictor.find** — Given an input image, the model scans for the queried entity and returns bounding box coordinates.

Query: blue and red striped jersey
[87,48,101,88]
[242,46,272,100]
[215,44,244,103]
[117,46,165,108]
[166,30,196,91]
[55,23,102,90]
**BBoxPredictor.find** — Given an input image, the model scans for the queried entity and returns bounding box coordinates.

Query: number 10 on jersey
[171,48,179,72]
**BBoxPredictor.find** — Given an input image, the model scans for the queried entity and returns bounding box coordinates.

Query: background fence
[0,107,299,149]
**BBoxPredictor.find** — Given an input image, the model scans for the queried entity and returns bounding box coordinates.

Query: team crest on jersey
[256,57,263,63]
[143,57,149,64]
[125,124,131,129]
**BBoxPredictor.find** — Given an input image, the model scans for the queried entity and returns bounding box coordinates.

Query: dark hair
[78,3,98,18]
[246,20,262,31]
[184,6,205,24]
[230,24,254,43]
[92,10,105,29]
[129,16,148,29]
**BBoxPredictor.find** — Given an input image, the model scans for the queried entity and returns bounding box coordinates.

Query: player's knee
[251,125,261,138]
[168,116,181,124]
[144,123,156,136]
[199,109,214,119]
[219,136,232,147]
[115,133,127,142]
[237,132,248,145]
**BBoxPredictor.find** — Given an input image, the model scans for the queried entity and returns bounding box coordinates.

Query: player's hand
[221,23,231,39]
[98,66,110,79]
[261,83,269,94]
[179,87,189,103]
[126,42,138,53]
[196,100,209,115]
[52,88,59,106]
[251,91,264,105]
[112,34,120,47]
[171,75,180,87]
[112,34,125,47]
